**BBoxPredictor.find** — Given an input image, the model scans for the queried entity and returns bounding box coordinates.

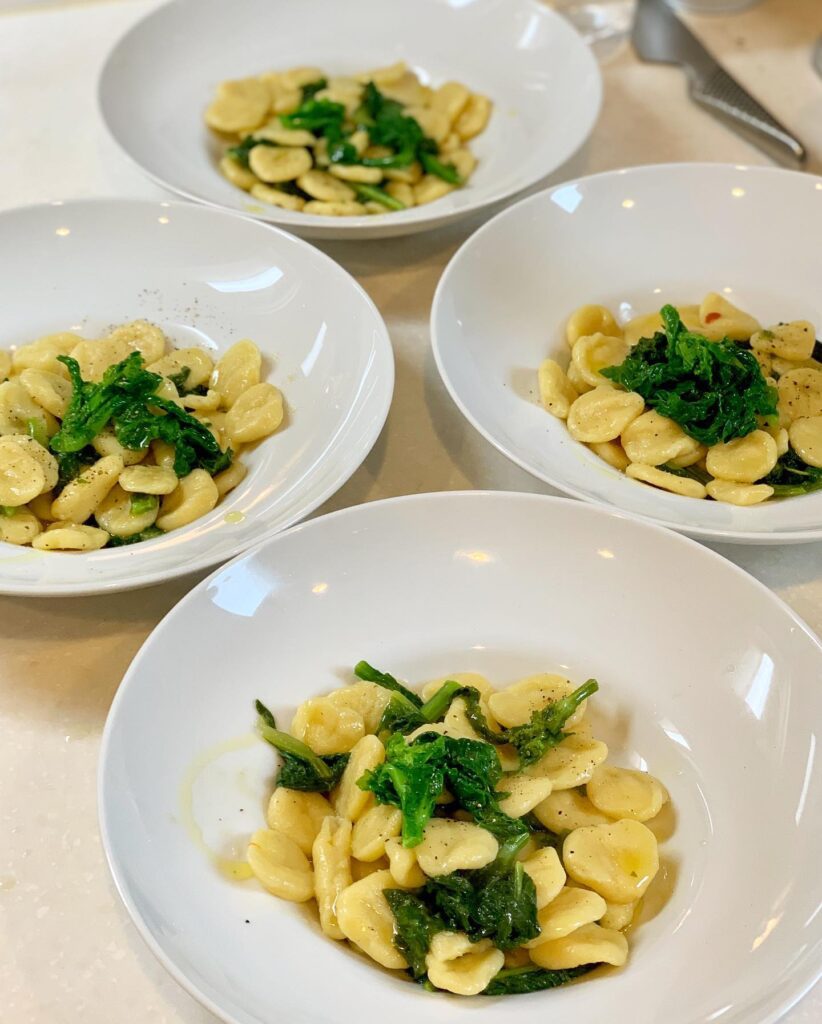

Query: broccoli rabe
[601,305,778,445]
[255,700,349,792]
[50,353,232,478]
[481,964,595,996]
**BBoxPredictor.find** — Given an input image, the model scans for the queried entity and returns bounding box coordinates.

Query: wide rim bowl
[99,491,822,1024]
[431,163,822,544]
[0,198,393,595]
[98,0,602,240]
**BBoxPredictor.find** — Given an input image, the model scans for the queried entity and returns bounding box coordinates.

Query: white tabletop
[1,0,820,1021]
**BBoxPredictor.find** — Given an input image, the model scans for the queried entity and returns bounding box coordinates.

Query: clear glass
[549,0,763,62]
[548,0,636,61]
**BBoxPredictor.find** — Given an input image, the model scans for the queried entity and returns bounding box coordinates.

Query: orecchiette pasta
[566,305,622,347]
[586,765,668,822]
[208,63,491,217]
[333,734,385,821]
[521,847,566,909]
[529,922,628,969]
[246,666,670,997]
[538,359,578,419]
[416,819,499,876]
[31,522,109,551]
[532,788,612,832]
[539,297,822,504]
[155,469,219,532]
[247,828,314,902]
[563,819,659,903]
[267,789,333,856]
[566,387,645,444]
[0,324,286,550]
[384,836,426,888]
[525,886,607,946]
[705,430,778,484]
[524,733,609,790]
[335,869,409,969]
[351,803,402,862]
[312,815,354,939]
[571,333,629,389]
[425,932,505,996]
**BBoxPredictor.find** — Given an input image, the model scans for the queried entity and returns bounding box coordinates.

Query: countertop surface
[1,0,820,1021]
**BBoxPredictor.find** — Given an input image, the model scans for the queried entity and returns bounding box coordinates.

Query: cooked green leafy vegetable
[601,305,778,445]
[357,727,531,849]
[481,964,595,996]
[26,416,48,447]
[385,881,589,992]
[419,150,461,184]
[256,699,349,792]
[50,353,232,478]
[300,78,328,101]
[424,860,539,950]
[129,493,159,517]
[228,81,460,186]
[505,679,598,768]
[106,525,165,546]
[382,889,443,979]
[0,505,16,517]
[661,462,711,485]
[356,83,461,183]
[225,135,278,168]
[354,660,422,707]
[355,183,406,210]
[358,732,447,845]
[377,678,465,736]
[762,449,822,496]
[54,446,97,490]
[372,675,595,765]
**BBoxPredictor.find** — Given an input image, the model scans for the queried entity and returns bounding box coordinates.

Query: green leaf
[0,505,17,517]
[420,860,538,951]
[300,78,328,101]
[505,679,598,768]
[106,525,164,547]
[281,98,347,135]
[383,889,444,979]
[49,350,232,479]
[26,417,48,447]
[357,732,447,846]
[226,135,278,169]
[419,151,461,184]
[762,449,822,496]
[130,493,159,517]
[355,184,406,210]
[256,699,349,793]
[601,306,777,445]
[481,964,595,996]
[354,660,423,707]
[54,446,97,490]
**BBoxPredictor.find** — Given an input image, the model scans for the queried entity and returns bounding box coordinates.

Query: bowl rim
[430,161,822,544]
[0,196,395,596]
[98,489,822,1024]
[96,0,603,237]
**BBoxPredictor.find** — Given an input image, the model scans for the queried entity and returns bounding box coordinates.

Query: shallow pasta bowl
[99,492,822,1024]
[431,163,822,543]
[98,0,601,240]
[0,199,393,595]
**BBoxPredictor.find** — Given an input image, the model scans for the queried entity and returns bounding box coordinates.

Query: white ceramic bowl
[0,199,393,595]
[99,492,822,1024]
[432,164,822,543]
[98,0,601,240]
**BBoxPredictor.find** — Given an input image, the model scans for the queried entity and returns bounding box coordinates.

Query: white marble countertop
[1,0,820,1021]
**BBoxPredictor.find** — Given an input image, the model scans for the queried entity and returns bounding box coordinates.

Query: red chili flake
[705,312,721,323]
